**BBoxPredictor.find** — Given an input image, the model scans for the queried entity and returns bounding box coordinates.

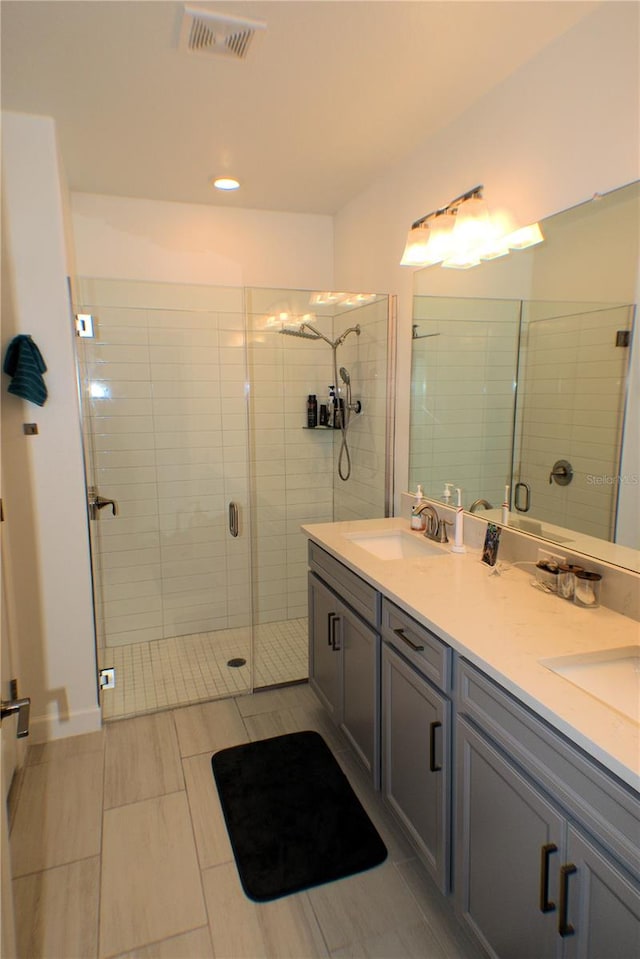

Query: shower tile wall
[409,297,520,508]
[515,303,633,540]
[246,291,391,626]
[76,279,250,652]
[333,299,390,521]
[247,300,334,625]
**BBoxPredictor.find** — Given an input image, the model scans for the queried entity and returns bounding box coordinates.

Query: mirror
[410,181,639,572]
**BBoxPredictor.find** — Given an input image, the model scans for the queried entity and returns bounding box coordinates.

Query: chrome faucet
[469,498,492,513]
[415,503,451,543]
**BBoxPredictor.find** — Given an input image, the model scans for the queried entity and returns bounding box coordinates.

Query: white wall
[1,113,100,741]
[332,2,640,510]
[71,193,334,291]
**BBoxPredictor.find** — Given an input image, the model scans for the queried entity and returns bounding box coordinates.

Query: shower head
[335,325,361,347]
[278,327,321,340]
[339,367,350,385]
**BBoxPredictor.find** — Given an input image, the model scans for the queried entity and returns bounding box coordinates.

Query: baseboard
[28,705,102,743]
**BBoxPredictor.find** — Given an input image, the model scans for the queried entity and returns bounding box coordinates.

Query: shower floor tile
[98,618,308,721]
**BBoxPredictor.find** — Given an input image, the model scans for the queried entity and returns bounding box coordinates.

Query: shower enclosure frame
[72,280,396,722]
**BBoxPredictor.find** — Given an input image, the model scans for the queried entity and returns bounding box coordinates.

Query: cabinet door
[382,642,451,892]
[563,824,640,959]
[308,573,341,719]
[456,718,564,959]
[340,604,380,787]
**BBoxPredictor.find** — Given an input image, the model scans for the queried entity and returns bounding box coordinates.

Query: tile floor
[99,619,309,720]
[9,683,487,959]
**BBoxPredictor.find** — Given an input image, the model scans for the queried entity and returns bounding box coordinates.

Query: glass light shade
[506,222,544,249]
[478,227,511,260]
[422,211,456,264]
[442,251,481,270]
[450,194,492,257]
[400,223,432,266]
[478,207,517,259]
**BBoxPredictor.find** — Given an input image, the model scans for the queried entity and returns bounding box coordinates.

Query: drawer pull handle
[393,627,424,652]
[558,863,577,937]
[429,720,442,772]
[539,843,557,913]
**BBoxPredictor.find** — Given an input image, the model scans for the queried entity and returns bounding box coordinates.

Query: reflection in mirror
[410,181,639,572]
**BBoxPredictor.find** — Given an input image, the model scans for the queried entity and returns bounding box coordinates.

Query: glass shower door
[74,279,253,720]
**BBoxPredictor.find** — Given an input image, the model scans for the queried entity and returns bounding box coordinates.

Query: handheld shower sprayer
[339,366,361,415]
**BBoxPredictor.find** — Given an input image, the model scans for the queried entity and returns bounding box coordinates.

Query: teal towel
[3,334,48,406]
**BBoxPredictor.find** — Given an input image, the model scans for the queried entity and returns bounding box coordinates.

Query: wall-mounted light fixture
[400,185,543,269]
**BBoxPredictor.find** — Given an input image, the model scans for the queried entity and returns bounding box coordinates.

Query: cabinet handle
[327,612,336,647]
[429,720,442,772]
[558,863,577,937]
[330,614,341,652]
[393,627,424,652]
[539,843,557,913]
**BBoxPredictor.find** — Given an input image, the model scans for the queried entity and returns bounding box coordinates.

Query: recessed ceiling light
[212,176,240,191]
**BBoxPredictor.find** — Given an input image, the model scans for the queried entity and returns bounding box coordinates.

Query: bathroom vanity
[303,517,640,959]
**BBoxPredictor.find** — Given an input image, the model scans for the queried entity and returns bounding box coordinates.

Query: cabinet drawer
[381,598,451,692]
[308,541,380,627]
[458,658,640,880]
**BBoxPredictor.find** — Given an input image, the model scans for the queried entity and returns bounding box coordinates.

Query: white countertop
[302,517,640,793]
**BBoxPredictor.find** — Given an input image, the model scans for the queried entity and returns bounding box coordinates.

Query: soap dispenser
[451,487,466,553]
[411,484,426,531]
[442,482,454,504]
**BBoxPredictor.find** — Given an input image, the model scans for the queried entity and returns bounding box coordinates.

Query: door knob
[1,697,31,738]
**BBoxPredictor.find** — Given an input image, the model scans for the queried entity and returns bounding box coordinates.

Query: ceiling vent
[180,6,266,60]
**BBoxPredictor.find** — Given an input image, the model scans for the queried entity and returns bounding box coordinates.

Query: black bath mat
[211,730,387,902]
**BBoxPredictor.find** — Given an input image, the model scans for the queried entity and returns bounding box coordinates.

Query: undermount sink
[345,529,447,561]
[540,646,640,723]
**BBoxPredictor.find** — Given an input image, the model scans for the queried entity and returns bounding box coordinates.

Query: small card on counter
[481,523,501,567]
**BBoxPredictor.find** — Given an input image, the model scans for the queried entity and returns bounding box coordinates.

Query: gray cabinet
[382,641,451,893]
[563,825,640,959]
[456,659,640,959]
[308,545,381,787]
[380,598,452,893]
[457,717,564,958]
[339,600,379,781]
[305,535,639,958]
[308,572,341,719]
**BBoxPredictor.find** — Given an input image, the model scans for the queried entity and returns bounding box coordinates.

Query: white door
[1,503,21,959]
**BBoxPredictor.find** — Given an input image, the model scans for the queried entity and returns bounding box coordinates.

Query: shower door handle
[228,502,239,537]
[88,486,118,519]
[514,482,531,513]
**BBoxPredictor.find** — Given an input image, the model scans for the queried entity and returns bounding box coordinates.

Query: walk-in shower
[280,322,361,480]
[74,280,393,722]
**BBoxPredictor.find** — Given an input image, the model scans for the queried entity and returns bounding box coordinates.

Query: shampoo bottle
[411,484,426,530]
[327,387,336,428]
[451,487,466,553]
[307,394,318,428]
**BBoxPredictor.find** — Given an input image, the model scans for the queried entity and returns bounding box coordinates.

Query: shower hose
[333,352,353,482]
